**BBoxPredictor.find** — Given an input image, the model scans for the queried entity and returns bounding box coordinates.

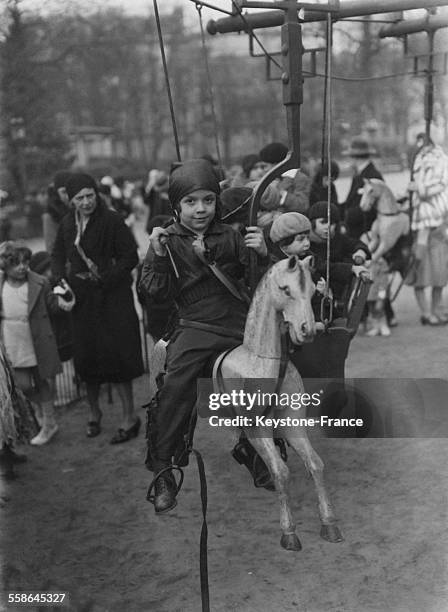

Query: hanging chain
[196,3,224,172]
[153,0,182,162]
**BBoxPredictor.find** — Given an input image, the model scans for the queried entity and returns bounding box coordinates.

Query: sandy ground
[2,173,448,612]
[1,284,448,612]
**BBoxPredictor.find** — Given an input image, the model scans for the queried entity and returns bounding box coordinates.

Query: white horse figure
[150,255,343,551]
[215,255,343,550]
[359,179,410,336]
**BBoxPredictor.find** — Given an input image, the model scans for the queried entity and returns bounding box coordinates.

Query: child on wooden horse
[268,212,327,316]
[268,206,370,424]
[306,202,370,319]
[139,159,269,514]
[268,206,370,321]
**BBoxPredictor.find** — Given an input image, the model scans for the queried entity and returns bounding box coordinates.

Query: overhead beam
[304,0,448,21]
[207,0,448,34]
[379,14,448,37]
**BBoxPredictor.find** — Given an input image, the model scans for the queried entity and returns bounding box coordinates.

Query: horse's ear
[301,255,314,270]
[288,255,298,271]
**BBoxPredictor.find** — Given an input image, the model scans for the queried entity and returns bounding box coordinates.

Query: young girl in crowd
[0,242,68,445]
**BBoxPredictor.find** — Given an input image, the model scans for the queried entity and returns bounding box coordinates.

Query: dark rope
[196,3,224,172]
[152,0,182,162]
[190,448,210,612]
[146,405,210,612]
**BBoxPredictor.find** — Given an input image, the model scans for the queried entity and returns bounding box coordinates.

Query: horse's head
[359,178,376,212]
[360,178,398,216]
[270,255,316,345]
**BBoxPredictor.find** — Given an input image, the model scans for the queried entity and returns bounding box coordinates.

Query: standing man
[343,137,383,240]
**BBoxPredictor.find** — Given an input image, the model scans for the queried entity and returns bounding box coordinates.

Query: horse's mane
[252,258,289,300]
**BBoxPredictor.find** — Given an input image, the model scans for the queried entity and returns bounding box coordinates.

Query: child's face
[179,189,216,233]
[282,232,310,257]
[57,186,69,205]
[249,162,270,181]
[314,218,336,240]
[5,255,30,282]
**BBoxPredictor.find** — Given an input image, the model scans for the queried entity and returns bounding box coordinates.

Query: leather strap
[192,238,250,305]
[179,319,244,341]
[275,320,290,396]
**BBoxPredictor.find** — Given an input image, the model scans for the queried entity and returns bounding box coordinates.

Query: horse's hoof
[320,523,344,543]
[280,533,302,551]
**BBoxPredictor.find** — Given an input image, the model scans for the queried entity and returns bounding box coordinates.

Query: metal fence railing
[54,359,83,407]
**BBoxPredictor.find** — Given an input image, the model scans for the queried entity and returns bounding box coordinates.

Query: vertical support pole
[425,29,434,140]
[248,0,303,292]
[281,0,302,168]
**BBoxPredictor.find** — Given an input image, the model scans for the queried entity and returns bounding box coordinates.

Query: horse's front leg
[245,433,301,551]
[286,434,343,543]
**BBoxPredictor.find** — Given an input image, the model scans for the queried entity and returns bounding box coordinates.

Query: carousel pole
[246,0,306,289]
[218,0,339,290]
[380,12,448,140]
[426,29,435,140]
[209,0,341,291]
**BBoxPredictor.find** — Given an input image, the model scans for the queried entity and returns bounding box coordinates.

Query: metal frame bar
[379,14,448,37]
[207,0,448,34]
[378,11,448,140]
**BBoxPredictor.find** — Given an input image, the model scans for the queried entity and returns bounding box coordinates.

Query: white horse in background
[149,256,343,551]
[359,179,410,336]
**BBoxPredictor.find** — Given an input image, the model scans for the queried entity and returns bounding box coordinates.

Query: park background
[1,2,448,612]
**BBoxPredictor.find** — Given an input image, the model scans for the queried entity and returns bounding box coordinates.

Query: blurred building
[70,126,115,168]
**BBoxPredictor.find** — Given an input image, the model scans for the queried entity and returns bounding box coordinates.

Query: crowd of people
[1,135,448,505]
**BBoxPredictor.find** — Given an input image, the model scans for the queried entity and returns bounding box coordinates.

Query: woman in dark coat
[51,173,144,443]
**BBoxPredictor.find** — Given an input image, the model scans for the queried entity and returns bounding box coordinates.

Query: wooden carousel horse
[149,255,343,551]
[359,179,410,336]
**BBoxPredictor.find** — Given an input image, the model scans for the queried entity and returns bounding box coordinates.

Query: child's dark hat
[307,201,340,223]
[259,142,288,164]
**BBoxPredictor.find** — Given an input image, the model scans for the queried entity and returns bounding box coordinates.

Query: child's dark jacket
[310,233,370,307]
[139,220,265,331]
